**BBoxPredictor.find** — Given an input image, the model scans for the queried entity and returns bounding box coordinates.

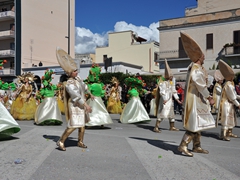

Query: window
[206,33,213,49]
[179,37,187,58]
[233,30,240,54]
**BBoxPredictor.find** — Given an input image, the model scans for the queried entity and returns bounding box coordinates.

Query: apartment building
[95,30,160,73]
[156,0,240,73]
[0,0,75,77]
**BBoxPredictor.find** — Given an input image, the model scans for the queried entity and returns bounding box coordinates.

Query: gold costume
[11,83,37,120]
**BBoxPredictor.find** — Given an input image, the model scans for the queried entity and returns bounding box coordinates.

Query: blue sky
[74,0,197,54]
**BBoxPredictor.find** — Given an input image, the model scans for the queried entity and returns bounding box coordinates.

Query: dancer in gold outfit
[178,32,216,157]
[10,72,37,120]
[56,47,94,151]
[106,77,122,114]
[217,60,240,141]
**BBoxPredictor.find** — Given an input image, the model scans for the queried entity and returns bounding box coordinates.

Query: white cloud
[75,21,159,54]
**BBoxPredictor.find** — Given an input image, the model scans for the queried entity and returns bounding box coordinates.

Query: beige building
[95,30,160,73]
[75,53,96,64]
[0,0,75,76]
[157,0,240,73]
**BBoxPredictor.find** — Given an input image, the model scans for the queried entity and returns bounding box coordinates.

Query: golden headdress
[56,47,77,76]
[111,77,119,85]
[164,59,173,78]
[214,70,224,82]
[218,60,234,81]
[180,32,204,62]
[18,72,36,83]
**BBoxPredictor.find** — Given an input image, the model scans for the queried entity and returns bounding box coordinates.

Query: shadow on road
[201,131,220,139]
[43,135,79,150]
[129,137,190,157]
[136,124,185,132]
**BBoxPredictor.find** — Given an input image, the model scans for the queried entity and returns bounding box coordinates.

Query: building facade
[95,31,160,73]
[0,0,75,76]
[156,0,240,73]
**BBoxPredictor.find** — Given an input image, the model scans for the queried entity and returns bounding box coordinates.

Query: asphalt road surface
[1,114,240,180]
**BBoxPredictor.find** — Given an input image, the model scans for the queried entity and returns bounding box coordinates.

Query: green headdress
[125,77,143,89]
[42,69,54,87]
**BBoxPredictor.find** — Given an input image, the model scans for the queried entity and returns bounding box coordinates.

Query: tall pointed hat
[164,59,172,78]
[218,60,234,81]
[56,47,77,76]
[180,32,204,62]
[214,70,224,82]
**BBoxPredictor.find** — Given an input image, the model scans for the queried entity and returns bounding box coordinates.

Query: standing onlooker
[235,80,240,95]
[174,84,184,115]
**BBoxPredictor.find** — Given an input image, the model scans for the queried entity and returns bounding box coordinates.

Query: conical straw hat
[180,32,204,62]
[164,59,172,78]
[218,60,234,81]
[214,70,224,82]
[56,47,77,76]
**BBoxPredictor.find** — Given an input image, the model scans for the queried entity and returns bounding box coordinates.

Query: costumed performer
[85,64,113,127]
[56,82,65,115]
[178,32,216,157]
[34,69,63,125]
[56,47,94,151]
[0,97,20,139]
[217,60,240,141]
[106,77,122,114]
[10,72,38,120]
[154,59,181,133]
[120,77,150,124]
[211,70,224,114]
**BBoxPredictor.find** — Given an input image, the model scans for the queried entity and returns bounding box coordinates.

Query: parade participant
[120,77,150,124]
[85,64,113,127]
[154,59,181,133]
[0,99,21,139]
[56,82,65,115]
[178,32,215,157]
[106,77,122,114]
[149,85,157,117]
[56,47,94,151]
[34,69,62,125]
[217,60,240,141]
[212,70,224,114]
[10,72,38,120]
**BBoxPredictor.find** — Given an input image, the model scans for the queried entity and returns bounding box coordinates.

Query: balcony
[0,10,15,21]
[0,68,15,75]
[155,49,188,62]
[223,46,240,57]
[0,49,15,58]
[0,30,14,40]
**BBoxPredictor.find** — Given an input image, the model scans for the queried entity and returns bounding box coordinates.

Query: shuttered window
[206,33,213,49]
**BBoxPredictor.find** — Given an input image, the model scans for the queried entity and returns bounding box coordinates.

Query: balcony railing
[155,49,188,60]
[0,49,15,57]
[0,30,14,39]
[0,10,15,20]
[224,46,240,56]
[0,68,15,75]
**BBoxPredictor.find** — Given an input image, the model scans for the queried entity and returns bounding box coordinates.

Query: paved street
[1,114,240,180]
